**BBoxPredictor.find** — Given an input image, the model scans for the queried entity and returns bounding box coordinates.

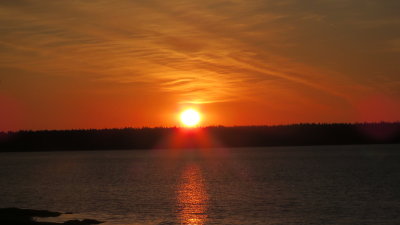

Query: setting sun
[180,109,201,127]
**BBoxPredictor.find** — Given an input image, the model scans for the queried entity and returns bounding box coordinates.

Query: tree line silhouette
[0,122,399,152]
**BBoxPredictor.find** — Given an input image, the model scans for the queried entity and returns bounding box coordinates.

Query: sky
[1,0,400,131]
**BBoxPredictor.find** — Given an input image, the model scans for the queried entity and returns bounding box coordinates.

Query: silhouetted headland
[0,122,399,152]
[0,208,102,225]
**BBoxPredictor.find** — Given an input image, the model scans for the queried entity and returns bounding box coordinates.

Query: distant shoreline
[1,122,399,152]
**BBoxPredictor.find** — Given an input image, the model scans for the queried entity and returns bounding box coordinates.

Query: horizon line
[2,121,400,133]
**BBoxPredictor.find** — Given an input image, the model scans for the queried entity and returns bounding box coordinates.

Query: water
[0,145,400,225]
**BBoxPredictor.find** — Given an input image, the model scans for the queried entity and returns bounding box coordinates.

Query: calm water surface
[1,145,400,224]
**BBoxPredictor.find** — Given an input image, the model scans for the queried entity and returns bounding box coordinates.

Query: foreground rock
[0,208,102,225]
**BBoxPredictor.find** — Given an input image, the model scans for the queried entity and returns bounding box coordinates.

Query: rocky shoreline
[0,208,103,225]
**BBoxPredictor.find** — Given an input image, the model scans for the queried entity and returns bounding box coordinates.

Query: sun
[180,109,201,127]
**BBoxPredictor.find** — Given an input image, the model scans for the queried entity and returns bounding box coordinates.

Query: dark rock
[0,208,61,218]
[63,219,102,225]
[0,208,102,225]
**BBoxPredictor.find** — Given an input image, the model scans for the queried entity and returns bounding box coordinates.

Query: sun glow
[180,109,201,127]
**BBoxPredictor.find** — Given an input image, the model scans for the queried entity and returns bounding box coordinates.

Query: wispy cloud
[0,0,399,129]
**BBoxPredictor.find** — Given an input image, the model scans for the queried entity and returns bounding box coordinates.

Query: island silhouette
[1,122,399,152]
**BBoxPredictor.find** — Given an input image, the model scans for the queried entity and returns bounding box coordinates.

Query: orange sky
[1,0,400,131]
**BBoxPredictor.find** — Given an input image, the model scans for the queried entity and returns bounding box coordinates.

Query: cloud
[0,0,399,116]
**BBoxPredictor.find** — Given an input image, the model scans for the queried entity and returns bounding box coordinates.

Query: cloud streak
[1,0,399,129]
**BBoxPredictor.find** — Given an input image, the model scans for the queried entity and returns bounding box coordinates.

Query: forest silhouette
[0,122,399,152]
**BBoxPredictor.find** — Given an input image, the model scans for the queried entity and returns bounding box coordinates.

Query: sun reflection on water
[177,164,208,225]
